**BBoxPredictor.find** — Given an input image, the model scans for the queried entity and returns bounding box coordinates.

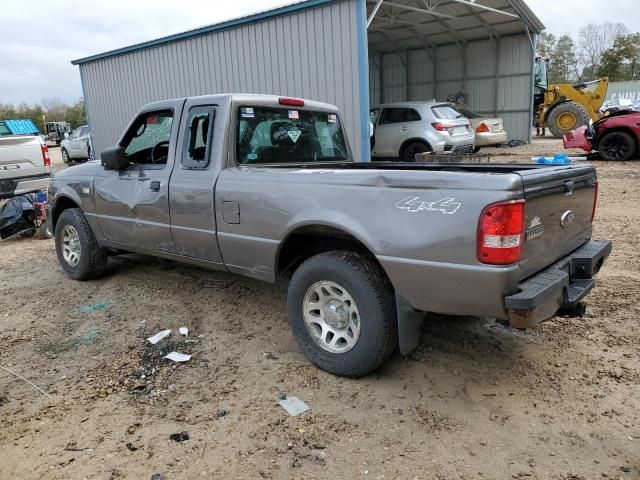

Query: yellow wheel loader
[534,58,609,138]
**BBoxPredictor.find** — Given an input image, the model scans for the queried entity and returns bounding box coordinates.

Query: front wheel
[287,251,397,377]
[55,208,107,280]
[598,131,636,161]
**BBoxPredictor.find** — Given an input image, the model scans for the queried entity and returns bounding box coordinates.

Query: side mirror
[64,132,70,139]
[101,146,129,170]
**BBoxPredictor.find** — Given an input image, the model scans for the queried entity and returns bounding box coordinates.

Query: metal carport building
[72,0,544,160]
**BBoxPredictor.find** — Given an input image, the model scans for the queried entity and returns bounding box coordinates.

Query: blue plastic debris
[535,153,572,165]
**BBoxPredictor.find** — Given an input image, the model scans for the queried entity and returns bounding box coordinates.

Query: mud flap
[396,294,424,355]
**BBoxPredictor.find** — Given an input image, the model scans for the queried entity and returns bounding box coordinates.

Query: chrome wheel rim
[62,225,81,267]
[302,281,361,354]
[62,150,69,162]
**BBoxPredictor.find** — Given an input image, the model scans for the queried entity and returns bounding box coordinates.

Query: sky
[1,0,639,106]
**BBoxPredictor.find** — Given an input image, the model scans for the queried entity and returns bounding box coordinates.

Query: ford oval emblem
[560,210,575,227]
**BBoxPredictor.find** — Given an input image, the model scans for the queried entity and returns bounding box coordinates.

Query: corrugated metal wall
[80,0,364,159]
[368,34,534,142]
[606,80,640,102]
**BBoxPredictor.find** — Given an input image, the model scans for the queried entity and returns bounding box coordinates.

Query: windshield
[237,106,349,164]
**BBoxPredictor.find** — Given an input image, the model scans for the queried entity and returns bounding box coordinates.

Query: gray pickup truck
[0,134,51,199]
[47,94,611,376]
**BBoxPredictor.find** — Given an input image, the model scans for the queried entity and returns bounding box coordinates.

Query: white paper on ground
[179,327,189,337]
[147,329,171,345]
[278,396,310,416]
[164,352,191,362]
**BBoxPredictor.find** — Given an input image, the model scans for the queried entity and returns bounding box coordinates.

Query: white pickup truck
[0,134,52,199]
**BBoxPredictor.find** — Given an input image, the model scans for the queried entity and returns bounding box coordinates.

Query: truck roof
[141,94,340,113]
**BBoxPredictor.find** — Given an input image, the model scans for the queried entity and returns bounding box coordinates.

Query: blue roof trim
[355,0,370,162]
[2,119,40,135]
[72,0,337,65]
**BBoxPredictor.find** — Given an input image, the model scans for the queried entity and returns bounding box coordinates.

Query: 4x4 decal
[395,196,462,215]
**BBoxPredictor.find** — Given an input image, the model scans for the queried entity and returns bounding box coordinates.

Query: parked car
[47,94,610,377]
[370,101,475,161]
[0,132,51,199]
[455,108,508,151]
[563,110,640,161]
[60,125,92,164]
[46,121,71,146]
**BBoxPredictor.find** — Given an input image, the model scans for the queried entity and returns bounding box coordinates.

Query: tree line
[0,98,87,133]
[537,22,640,84]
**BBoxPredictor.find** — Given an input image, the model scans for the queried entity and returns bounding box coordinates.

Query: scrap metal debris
[147,330,171,345]
[179,327,189,337]
[278,395,310,416]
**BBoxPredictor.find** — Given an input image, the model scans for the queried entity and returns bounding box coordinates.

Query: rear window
[236,106,349,164]
[431,105,464,120]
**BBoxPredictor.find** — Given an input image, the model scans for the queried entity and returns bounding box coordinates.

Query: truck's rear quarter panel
[215,167,525,318]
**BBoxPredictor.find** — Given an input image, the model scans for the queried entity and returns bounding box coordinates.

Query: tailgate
[517,164,597,277]
[0,136,48,181]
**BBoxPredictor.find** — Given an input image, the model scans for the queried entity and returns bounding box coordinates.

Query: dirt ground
[0,139,638,479]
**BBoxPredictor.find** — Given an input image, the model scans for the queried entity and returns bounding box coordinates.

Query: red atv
[564,110,640,161]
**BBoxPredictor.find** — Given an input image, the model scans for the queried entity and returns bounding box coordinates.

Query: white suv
[370,101,475,161]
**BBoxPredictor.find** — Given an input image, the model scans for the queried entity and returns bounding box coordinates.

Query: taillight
[432,122,447,131]
[476,122,490,133]
[591,181,599,222]
[477,200,525,265]
[279,97,305,107]
[41,144,51,167]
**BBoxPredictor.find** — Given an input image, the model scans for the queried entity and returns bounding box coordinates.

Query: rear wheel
[401,141,430,162]
[547,102,590,138]
[61,148,71,165]
[287,251,397,377]
[598,131,636,161]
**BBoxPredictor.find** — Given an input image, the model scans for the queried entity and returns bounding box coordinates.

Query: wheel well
[277,226,387,280]
[399,138,431,157]
[597,127,638,151]
[52,197,79,230]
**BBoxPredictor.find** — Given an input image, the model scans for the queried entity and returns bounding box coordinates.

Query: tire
[473,146,481,153]
[55,208,107,280]
[547,102,590,138]
[401,141,430,162]
[598,131,636,161]
[61,148,72,165]
[287,251,397,377]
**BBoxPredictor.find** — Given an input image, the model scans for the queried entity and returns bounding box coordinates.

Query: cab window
[236,106,349,165]
[182,106,214,169]
[379,108,421,124]
[121,110,173,166]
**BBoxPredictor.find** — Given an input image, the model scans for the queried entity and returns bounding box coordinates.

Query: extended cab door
[168,99,223,263]
[93,100,183,252]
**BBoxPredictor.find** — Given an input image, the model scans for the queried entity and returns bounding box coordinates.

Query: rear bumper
[563,126,592,152]
[0,174,51,200]
[504,240,612,328]
[475,131,508,147]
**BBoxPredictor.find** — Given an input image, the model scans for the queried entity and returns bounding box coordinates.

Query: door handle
[399,126,409,132]
[150,181,161,192]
